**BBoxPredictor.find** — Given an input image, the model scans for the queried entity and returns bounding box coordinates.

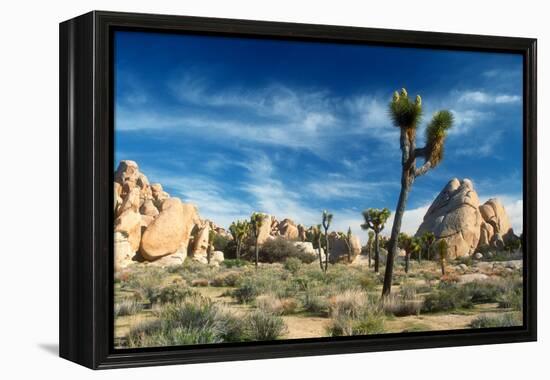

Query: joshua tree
[398,233,421,274]
[367,231,375,268]
[421,231,436,261]
[229,220,250,260]
[361,208,391,273]
[322,210,333,272]
[436,240,448,275]
[307,224,324,271]
[250,212,265,269]
[207,229,215,264]
[338,227,354,263]
[382,88,454,296]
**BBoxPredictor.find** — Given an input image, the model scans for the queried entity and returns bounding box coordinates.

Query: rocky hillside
[113,161,361,271]
[416,178,517,258]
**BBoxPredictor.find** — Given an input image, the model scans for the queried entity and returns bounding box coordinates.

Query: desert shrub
[114,299,144,317]
[174,260,218,283]
[245,310,287,341]
[327,310,385,336]
[126,298,245,347]
[232,283,260,304]
[256,294,297,315]
[259,237,315,264]
[210,271,242,287]
[301,291,329,316]
[284,257,302,274]
[125,267,165,302]
[191,278,209,287]
[212,234,231,252]
[149,284,199,305]
[470,313,522,328]
[381,294,422,317]
[329,290,369,319]
[422,284,473,313]
[498,278,523,310]
[462,281,502,304]
[400,282,417,301]
[222,259,248,268]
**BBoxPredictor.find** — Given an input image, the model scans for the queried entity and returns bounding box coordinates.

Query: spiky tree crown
[250,212,265,237]
[322,210,333,230]
[437,239,448,256]
[389,88,423,129]
[425,110,454,167]
[361,208,391,231]
[422,231,435,245]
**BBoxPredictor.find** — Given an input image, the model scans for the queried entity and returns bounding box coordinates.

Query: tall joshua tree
[398,233,421,274]
[322,210,333,272]
[307,224,325,271]
[250,212,265,269]
[421,231,435,261]
[229,220,250,260]
[382,88,454,296]
[361,208,391,273]
[367,231,375,268]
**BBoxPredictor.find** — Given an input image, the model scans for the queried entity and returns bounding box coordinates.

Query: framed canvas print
[59,11,537,369]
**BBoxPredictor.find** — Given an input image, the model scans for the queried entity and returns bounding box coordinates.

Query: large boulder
[114,231,136,271]
[115,160,140,185]
[279,218,299,240]
[416,178,482,258]
[327,232,361,263]
[192,222,210,258]
[117,187,141,216]
[479,198,516,244]
[140,199,159,217]
[140,198,198,260]
[114,209,142,252]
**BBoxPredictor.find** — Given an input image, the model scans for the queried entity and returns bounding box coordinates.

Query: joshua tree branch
[414,147,427,159]
[400,129,410,165]
[414,161,432,178]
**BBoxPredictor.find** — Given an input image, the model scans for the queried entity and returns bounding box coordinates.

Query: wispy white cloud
[305,178,398,200]
[457,90,521,105]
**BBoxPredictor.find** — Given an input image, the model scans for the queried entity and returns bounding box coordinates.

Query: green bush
[232,283,259,304]
[115,299,144,317]
[470,313,522,328]
[301,291,329,316]
[382,294,421,317]
[259,237,316,264]
[211,271,242,287]
[222,259,248,268]
[245,310,287,341]
[422,284,473,313]
[284,257,302,274]
[126,298,245,347]
[327,310,385,336]
[149,284,199,305]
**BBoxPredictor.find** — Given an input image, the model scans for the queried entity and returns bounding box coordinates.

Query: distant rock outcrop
[416,178,516,258]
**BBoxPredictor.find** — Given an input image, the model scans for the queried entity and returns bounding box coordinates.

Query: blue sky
[114,31,523,242]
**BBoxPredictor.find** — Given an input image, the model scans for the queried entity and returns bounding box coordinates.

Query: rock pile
[416,178,517,258]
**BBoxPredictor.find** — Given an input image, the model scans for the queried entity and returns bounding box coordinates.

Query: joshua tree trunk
[317,236,324,271]
[254,237,259,269]
[418,248,422,264]
[236,240,241,261]
[374,231,380,273]
[383,166,412,296]
[368,245,372,268]
[324,228,330,273]
[440,257,446,275]
[405,252,410,273]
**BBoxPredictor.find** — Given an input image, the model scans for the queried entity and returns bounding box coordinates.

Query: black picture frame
[59,10,537,370]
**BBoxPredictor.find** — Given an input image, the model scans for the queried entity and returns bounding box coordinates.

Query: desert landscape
[113,158,523,348]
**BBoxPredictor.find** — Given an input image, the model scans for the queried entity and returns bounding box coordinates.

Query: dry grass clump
[115,299,144,317]
[191,278,209,287]
[256,294,297,315]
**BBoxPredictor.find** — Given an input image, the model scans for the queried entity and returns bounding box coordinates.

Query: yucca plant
[437,240,449,275]
[361,208,391,273]
[382,88,453,296]
[250,212,265,269]
[307,224,325,271]
[338,227,354,264]
[229,219,250,260]
[421,231,436,261]
[322,210,333,272]
[398,233,421,274]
